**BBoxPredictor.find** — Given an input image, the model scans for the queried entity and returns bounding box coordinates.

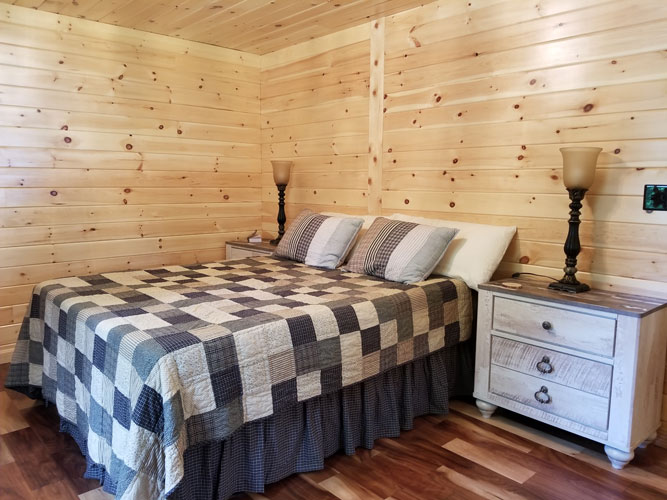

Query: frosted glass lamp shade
[271,160,293,186]
[560,147,601,189]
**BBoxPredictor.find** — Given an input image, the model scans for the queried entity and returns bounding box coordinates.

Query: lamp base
[550,187,590,294]
[269,236,282,246]
[548,280,590,293]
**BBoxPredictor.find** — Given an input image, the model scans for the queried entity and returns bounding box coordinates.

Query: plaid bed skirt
[63,343,468,499]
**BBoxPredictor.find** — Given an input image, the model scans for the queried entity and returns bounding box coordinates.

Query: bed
[5,255,473,499]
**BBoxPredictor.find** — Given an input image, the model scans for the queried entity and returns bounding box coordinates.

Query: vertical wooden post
[367,18,385,216]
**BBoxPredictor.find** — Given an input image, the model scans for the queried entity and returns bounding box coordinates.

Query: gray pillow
[274,209,363,269]
[344,217,459,283]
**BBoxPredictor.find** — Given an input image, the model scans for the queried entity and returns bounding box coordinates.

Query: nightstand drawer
[490,336,612,397]
[227,247,265,259]
[489,365,609,431]
[492,296,616,356]
[225,242,274,260]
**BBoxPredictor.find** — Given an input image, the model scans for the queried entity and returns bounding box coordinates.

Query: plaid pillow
[274,209,363,269]
[344,217,459,284]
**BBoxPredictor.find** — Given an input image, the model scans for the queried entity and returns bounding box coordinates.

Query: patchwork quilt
[6,256,471,499]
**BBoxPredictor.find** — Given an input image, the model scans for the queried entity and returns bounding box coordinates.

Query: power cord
[511,272,559,282]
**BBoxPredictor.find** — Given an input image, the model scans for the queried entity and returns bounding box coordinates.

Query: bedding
[321,211,379,258]
[6,255,471,499]
[389,213,516,289]
[345,217,459,284]
[274,209,363,268]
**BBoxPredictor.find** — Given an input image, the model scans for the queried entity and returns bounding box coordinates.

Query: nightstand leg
[604,445,634,469]
[638,431,658,449]
[475,400,498,419]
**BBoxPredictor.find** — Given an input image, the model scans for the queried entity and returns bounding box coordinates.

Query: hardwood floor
[1,362,666,500]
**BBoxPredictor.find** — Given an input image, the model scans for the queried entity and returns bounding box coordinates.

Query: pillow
[274,209,363,269]
[389,213,516,290]
[344,217,458,284]
[321,212,378,231]
[321,212,378,258]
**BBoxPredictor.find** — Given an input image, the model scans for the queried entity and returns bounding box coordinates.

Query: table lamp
[270,160,293,245]
[548,147,602,293]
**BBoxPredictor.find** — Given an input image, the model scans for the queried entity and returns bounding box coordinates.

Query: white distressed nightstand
[225,240,275,259]
[473,278,667,469]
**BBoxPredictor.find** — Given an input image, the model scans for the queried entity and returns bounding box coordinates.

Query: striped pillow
[344,217,459,284]
[274,209,363,269]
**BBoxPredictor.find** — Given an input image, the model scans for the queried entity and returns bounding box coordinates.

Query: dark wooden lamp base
[270,184,287,246]
[548,280,590,293]
[548,188,590,294]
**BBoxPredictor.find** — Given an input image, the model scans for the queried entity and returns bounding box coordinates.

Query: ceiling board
[2,0,432,54]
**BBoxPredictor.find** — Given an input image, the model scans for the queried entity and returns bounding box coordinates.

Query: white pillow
[389,213,516,290]
[321,212,377,230]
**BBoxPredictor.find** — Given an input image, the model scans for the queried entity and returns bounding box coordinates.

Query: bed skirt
[60,341,471,500]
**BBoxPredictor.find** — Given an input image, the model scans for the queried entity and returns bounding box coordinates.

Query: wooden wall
[0,5,262,362]
[261,25,372,227]
[261,0,667,444]
[381,0,667,296]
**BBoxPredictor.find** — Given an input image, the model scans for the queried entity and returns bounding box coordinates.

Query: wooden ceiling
[2,0,430,54]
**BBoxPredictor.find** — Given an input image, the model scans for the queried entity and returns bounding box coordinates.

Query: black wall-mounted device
[643,184,667,212]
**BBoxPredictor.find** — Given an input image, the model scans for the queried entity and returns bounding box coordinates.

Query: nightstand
[225,240,275,259]
[473,278,667,469]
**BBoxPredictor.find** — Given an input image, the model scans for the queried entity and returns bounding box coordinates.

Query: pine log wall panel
[259,0,667,445]
[381,0,667,296]
[0,5,262,363]
[260,25,372,231]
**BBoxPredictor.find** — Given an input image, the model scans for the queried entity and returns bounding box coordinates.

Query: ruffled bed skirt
[61,341,471,500]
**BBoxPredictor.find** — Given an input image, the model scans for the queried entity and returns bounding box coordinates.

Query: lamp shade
[271,160,293,185]
[560,147,602,189]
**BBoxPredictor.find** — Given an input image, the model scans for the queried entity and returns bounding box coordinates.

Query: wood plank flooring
[1,362,666,500]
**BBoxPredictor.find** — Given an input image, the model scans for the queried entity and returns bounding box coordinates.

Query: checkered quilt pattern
[6,256,471,499]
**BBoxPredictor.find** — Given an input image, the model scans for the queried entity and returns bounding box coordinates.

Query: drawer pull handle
[541,321,552,331]
[534,386,552,405]
[536,356,554,374]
